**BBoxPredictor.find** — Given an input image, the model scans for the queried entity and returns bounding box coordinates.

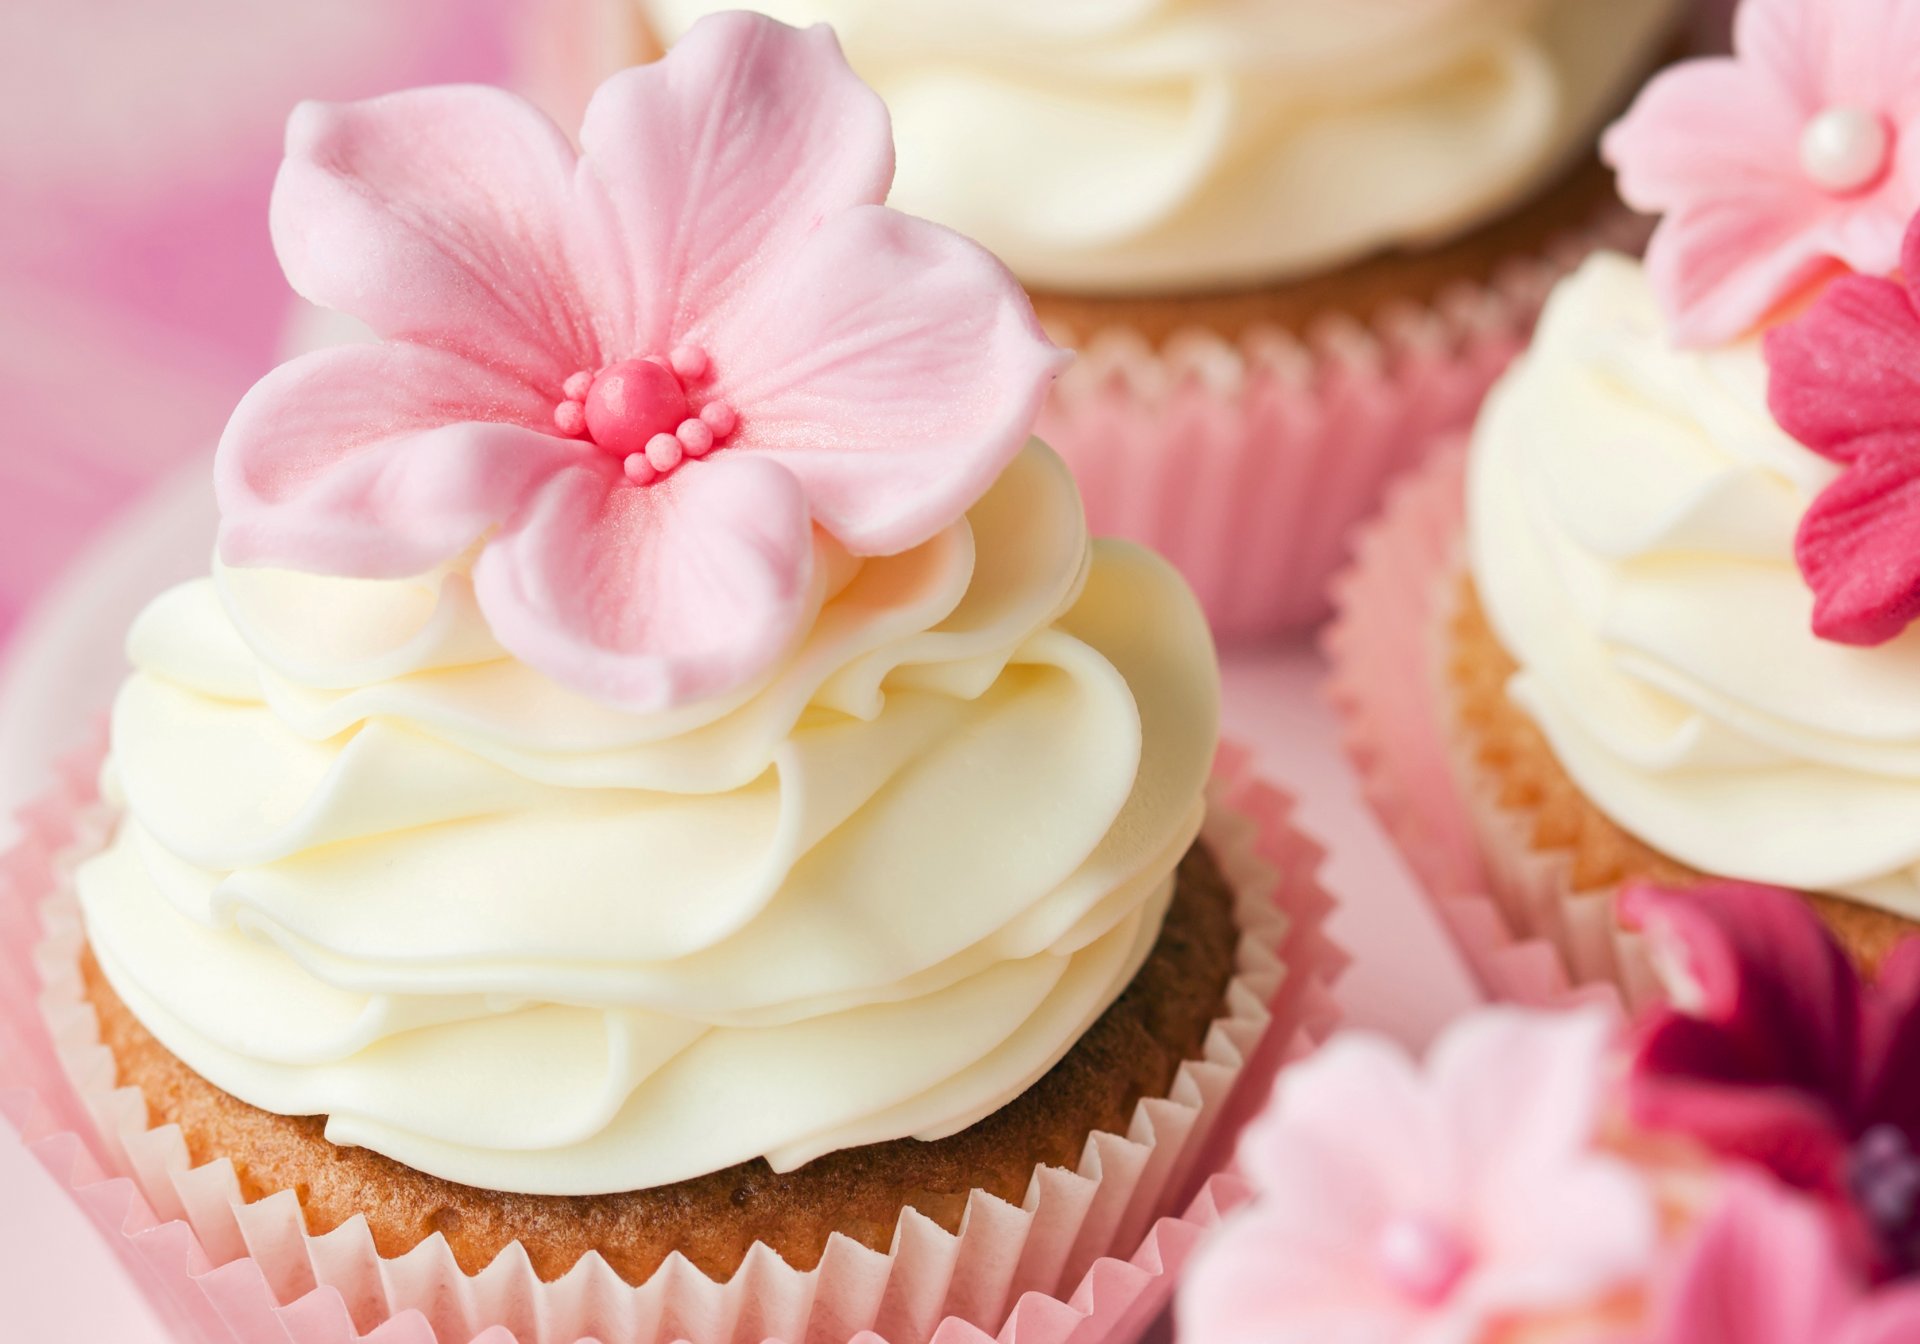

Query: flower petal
[1429,1006,1618,1184]
[710,204,1067,554]
[1795,446,1920,646]
[1603,61,1802,208]
[575,12,894,355]
[1766,274,1920,459]
[1862,938,1920,1133]
[270,86,599,383]
[1645,1176,1858,1344]
[1842,1289,1920,1344]
[1642,192,1837,348]
[1178,1210,1411,1344]
[1620,880,1865,1188]
[215,343,582,578]
[472,455,815,712]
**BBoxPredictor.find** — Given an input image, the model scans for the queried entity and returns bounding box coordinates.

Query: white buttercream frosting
[637,0,1682,294]
[76,441,1221,1195]
[1467,253,1920,919]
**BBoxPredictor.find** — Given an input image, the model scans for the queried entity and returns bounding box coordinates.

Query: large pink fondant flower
[1764,210,1920,646]
[1603,0,1920,347]
[1648,1175,1920,1344]
[1177,1008,1656,1344]
[1624,880,1920,1275]
[214,13,1065,710]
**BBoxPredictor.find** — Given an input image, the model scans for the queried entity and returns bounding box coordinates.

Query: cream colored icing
[76,441,1221,1195]
[637,0,1683,294]
[1467,253,1920,919]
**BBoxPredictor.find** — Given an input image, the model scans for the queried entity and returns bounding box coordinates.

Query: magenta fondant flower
[1648,1175,1920,1344]
[213,13,1065,710]
[1764,210,1920,646]
[1177,1008,1656,1344]
[1603,0,1920,346]
[1624,880,1920,1274]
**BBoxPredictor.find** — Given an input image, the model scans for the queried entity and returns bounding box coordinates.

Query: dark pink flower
[1649,1175,1920,1344]
[214,13,1065,711]
[1765,210,1920,645]
[1624,879,1920,1276]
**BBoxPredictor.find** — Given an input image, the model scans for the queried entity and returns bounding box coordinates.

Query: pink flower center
[1800,106,1893,195]
[1374,1214,1473,1308]
[552,346,738,485]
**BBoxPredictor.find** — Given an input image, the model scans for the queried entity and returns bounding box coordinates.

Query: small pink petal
[472,455,814,711]
[215,342,579,578]
[1766,272,1920,458]
[1646,1176,1859,1344]
[710,204,1067,553]
[576,13,894,354]
[1795,444,1920,645]
[676,418,714,458]
[270,87,598,382]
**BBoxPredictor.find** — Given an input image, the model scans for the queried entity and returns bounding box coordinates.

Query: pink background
[0,2,1483,1338]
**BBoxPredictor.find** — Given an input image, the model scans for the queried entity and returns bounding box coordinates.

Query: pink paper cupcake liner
[0,740,1342,1344]
[1324,442,1652,1012]
[1038,209,1652,644]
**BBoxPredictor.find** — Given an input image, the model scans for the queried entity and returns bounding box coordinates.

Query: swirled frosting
[638,0,1683,294]
[1468,253,1920,920]
[76,442,1221,1195]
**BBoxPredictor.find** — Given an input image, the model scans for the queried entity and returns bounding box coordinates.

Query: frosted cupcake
[1334,0,1920,998]
[18,15,1327,1341]
[594,0,1689,638]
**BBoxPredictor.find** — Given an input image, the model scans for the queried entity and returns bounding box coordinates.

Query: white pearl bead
[1801,105,1892,194]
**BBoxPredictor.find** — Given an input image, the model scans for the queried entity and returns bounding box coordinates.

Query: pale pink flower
[1603,0,1920,346]
[214,12,1064,711]
[1178,1008,1656,1344]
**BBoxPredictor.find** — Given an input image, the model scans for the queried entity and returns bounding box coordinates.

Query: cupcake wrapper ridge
[1043,209,1652,643]
[0,741,1342,1344]
[1325,443,1653,1011]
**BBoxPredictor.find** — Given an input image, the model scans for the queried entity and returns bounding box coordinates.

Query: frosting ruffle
[640,0,1683,293]
[76,441,1222,1195]
[1468,254,1920,919]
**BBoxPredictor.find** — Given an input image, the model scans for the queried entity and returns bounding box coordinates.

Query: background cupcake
[541,0,1693,640]
[1331,0,1920,1004]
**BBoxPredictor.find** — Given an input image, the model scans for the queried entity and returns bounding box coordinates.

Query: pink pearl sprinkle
[1374,1215,1472,1307]
[562,370,594,402]
[645,432,684,473]
[699,401,737,437]
[677,418,715,458]
[623,452,659,486]
[669,345,709,381]
[553,401,587,437]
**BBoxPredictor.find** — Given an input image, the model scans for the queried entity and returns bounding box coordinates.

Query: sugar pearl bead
[1801,106,1892,194]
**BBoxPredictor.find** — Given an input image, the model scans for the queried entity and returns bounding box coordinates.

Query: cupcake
[3,15,1333,1343]
[594,0,1691,638]
[1332,0,1920,1000]
[1179,880,1920,1344]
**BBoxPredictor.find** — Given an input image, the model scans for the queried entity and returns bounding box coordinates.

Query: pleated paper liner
[1,740,1343,1344]
[1039,210,1653,644]
[1325,442,1652,1012]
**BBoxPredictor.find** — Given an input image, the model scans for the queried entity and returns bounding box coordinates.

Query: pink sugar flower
[213,13,1065,710]
[1603,0,1920,346]
[1764,209,1920,646]
[1624,880,1920,1275]
[1177,1008,1656,1344]
[1647,1175,1920,1344]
